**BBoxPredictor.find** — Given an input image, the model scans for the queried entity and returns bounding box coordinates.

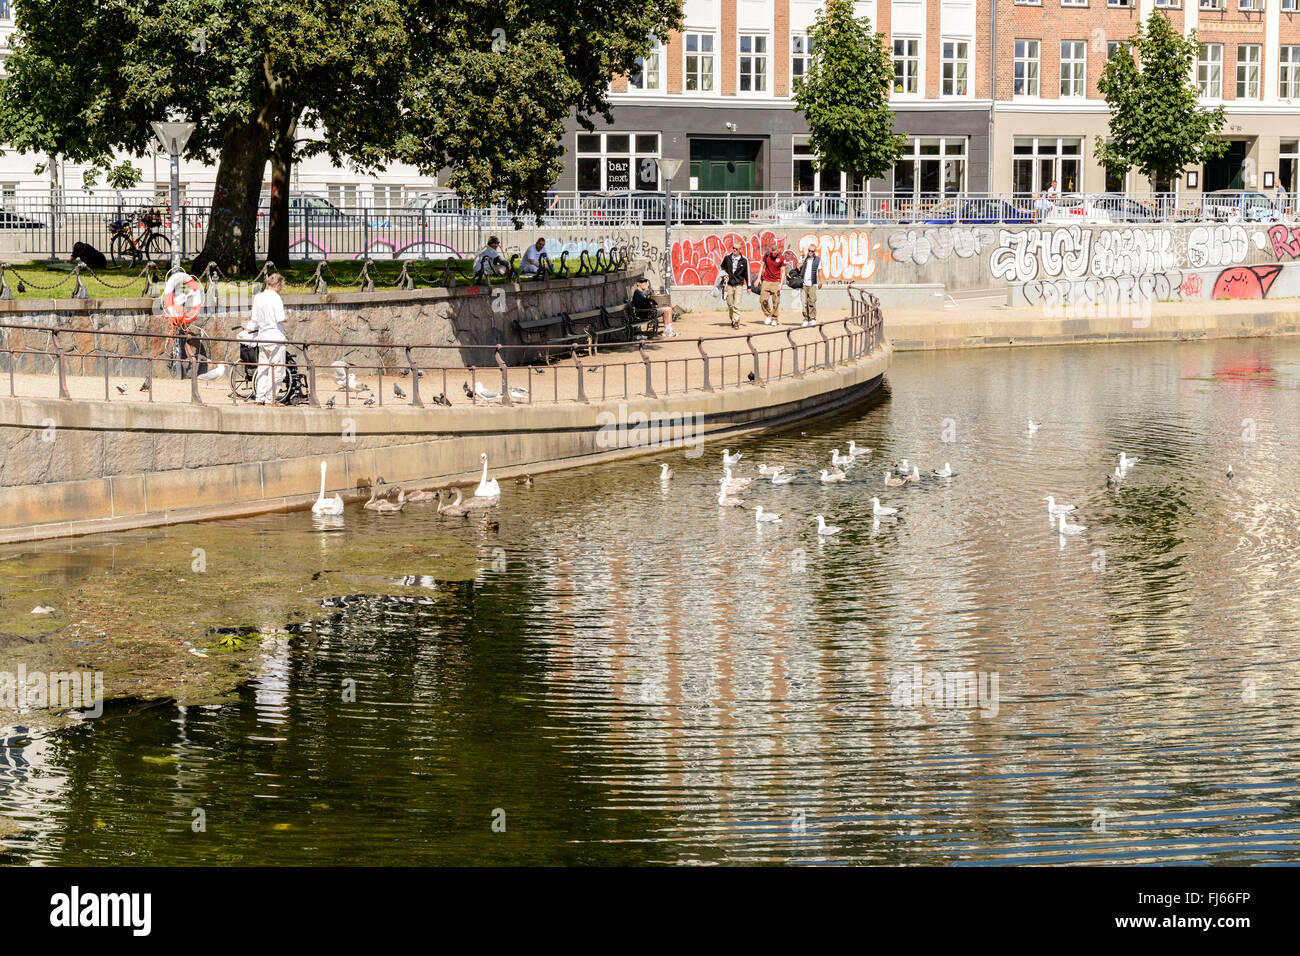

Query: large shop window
[793,138,847,193]
[1012,137,1082,196]
[576,133,662,192]
[892,137,967,198]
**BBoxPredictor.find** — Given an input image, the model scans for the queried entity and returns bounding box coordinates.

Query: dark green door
[690,140,759,192]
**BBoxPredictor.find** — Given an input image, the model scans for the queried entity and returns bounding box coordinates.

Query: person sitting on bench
[632,276,675,337]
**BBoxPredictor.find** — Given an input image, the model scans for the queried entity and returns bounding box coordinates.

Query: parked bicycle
[165,318,210,378]
[108,207,172,265]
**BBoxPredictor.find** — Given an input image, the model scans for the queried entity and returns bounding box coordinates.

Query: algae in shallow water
[0,517,481,710]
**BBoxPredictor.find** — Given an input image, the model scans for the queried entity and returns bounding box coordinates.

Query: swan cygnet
[363,478,391,511]
[436,488,471,517]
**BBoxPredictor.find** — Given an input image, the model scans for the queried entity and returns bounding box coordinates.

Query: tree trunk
[193,117,272,273]
[267,111,298,267]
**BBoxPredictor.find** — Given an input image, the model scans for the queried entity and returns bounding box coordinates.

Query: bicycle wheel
[110,233,138,266]
[145,232,172,264]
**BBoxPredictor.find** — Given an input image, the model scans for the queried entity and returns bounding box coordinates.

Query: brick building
[561,0,1300,200]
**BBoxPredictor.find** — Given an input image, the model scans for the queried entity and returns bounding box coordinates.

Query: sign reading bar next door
[606,158,631,191]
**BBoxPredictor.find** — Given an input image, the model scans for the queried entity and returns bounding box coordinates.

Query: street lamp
[655,157,683,297]
[152,121,196,272]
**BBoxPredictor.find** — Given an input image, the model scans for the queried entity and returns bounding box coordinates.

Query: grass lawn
[0,256,626,300]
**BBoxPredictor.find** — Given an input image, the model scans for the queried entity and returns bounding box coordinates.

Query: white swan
[931,462,954,478]
[724,467,753,491]
[871,497,899,517]
[1058,513,1086,535]
[1044,495,1076,516]
[815,515,842,536]
[475,453,501,497]
[848,441,872,459]
[659,463,674,480]
[1119,452,1139,471]
[311,461,344,515]
[755,506,782,523]
[820,469,847,483]
[722,449,742,467]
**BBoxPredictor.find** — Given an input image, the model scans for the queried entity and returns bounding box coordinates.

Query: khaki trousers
[760,280,781,319]
[725,284,746,325]
[802,284,818,324]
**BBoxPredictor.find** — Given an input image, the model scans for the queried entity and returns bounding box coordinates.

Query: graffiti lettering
[887,227,994,266]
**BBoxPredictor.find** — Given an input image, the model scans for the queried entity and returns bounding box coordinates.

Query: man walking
[246,272,287,406]
[798,242,823,328]
[719,238,750,329]
[759,240,784,325]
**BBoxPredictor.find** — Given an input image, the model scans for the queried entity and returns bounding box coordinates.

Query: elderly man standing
[798,241,823,327]
[245,271,288,406]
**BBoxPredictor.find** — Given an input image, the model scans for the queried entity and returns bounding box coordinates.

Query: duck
[475,453,501,497]
[1106,469,1124,488]
[931,462,955,478]
[311,461,345,515]
[755,506,782,524]
[515,474,535,487]
[820,469,847,483]
[436,488,471,517]
[883,470,907,488]
[1227,464,1234,480]
[1057,513,1086,535]
[871,497,899,517]
[1044,495,1076,516]
[722,449,742,467]
[847,441,872,459]
[815,515,842,536]
[723,467,753,491]
[658,463,674,481]
[484,517,500,533]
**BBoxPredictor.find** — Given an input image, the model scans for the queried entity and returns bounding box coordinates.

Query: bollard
[638,342,656,398]
[495,347,511,406]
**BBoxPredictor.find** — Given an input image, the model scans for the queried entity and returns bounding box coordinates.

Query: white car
[1041,193,1158,224]
[1201,190,1280,223]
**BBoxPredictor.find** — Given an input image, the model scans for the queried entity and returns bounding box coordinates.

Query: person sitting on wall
[520,237,551,276]
[473,236,508,278]
[631,276,676,338]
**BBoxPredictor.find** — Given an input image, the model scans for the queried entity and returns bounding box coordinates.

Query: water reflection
[2,338,1300,864]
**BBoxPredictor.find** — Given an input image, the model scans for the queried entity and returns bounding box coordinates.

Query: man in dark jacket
[718,238,750,329]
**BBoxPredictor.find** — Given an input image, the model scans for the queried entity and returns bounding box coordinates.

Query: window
[0,1,10,19]
[328,184,358,213]
[1107,41,1121,60]
[893,37,920,94]
[1012,137,1083,196]
[1060,41,1086,97]
[1155,0,1180,6]
[630,41,664,91]
[791,34,814,85]
[892,137,967,199]
[1282,47,1300,98]
[1237,45,1261,98]
[1062,0,1086,6]
[1014,40,1040,96]
[1281,140,1299,193]
[1,184,16,206]
[793,138,848,193]
[684,33,715,92]
[1200,0,1223,9]
[942,40,969,96]
[1238,0,1260,9]
[738,34,768,92]
[1198,44,1222,98]
[1104,166,1127,194]
[576,132,661,192]
[1108,0,1133,6]
[373,185,404,209]
[1284,0,1297,10]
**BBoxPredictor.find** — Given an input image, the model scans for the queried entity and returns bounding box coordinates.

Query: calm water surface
[3,337,1300,865]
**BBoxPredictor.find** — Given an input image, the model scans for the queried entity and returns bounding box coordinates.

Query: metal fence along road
[3,188,1293,263]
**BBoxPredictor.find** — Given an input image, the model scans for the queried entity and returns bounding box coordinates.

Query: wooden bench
[565,308,626,345]
[515,314,566,346]
[625,301,660,338]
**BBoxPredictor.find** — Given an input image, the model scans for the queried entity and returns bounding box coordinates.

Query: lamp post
[655,157,683,297]
[151,121,196,272]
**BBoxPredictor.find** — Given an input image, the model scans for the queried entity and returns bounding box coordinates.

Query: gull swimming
[717,480,745,507]
[931,462,955,478]
[883,470,906,488]
[831,449,854,469]
[659,463,674,481]
[771,471,796,485]
[903,466,921,484]
[820,468,847,483]
[1044,495,1077,516]
[815,515,842,536]
[1028,419,1042,432]
[758,464,784,476]
[1057,513,1086,535]
[723,467,754,491]
[1227,464,1234,480]
[871,497,899,517]
[722,449,742,467]
[1118,452,1139,471]
[755,506,782,524]
[847,441,872,459]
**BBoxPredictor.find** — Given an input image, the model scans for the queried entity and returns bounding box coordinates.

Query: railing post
[495,346,512,406]
[467,365,476,403]
[696,338,713,392]
[189,344,203,404]
[638,342,656,398]
[818,324,832,369]
[301,342,319,407]
[574,353,588,403]
[746,335,764,386]
[51,330,71,400]
[786,330,802,378]
[405,346,424,407]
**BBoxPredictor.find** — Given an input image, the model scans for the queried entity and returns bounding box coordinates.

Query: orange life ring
[162,272,202,324]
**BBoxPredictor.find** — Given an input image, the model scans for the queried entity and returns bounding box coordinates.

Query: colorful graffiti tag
[670,230,884,286]
[1211,264,1282,300]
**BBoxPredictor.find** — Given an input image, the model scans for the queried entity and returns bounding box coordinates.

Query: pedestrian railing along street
[0,287,885,409]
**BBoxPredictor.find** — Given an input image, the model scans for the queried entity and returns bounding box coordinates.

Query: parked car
[581,191,723,225]
[1202,190,1279,223]
[917,198,1034,225]
[749,196,884,225]
[256,192,359,226]
[1042,193,1157,224]
[0,209,48,229]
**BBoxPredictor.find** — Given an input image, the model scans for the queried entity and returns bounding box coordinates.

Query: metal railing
[0,286,885,409]
[1,187,1294,264]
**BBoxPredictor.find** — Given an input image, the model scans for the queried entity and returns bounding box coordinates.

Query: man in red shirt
[759,240,784,325]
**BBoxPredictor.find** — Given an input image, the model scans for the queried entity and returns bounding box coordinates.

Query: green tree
[792,0,905,201]
[0,1,680,271]
[1096,10,1227,190]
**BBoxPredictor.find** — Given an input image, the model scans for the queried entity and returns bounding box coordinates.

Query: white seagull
[755,506,782,524]
[722,449,742,467]
[717,480,745,507]
[820,468,847,483]
[1044,495,1077,516]
[848,441,872,459]
[1119,452,1139,471]
[883,470,906,488]
[931,462,955,478]
[815,515,842,536]
[659,463,674,481]
[1028,419,1042,432]
[723,467,754,491]
[871,497,899,517]
[771,471,796,485]
[831,449,854,469]
[474,381,502,401]
[198,363,227,381]
[1057,513,1087,535]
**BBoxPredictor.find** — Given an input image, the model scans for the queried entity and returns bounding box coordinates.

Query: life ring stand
[162,271,203,324]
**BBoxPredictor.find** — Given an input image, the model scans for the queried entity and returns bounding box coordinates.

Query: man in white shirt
[245,272,287,405]
[799,242,822,328]
[520,237,549,276]
[473,236,506,277]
